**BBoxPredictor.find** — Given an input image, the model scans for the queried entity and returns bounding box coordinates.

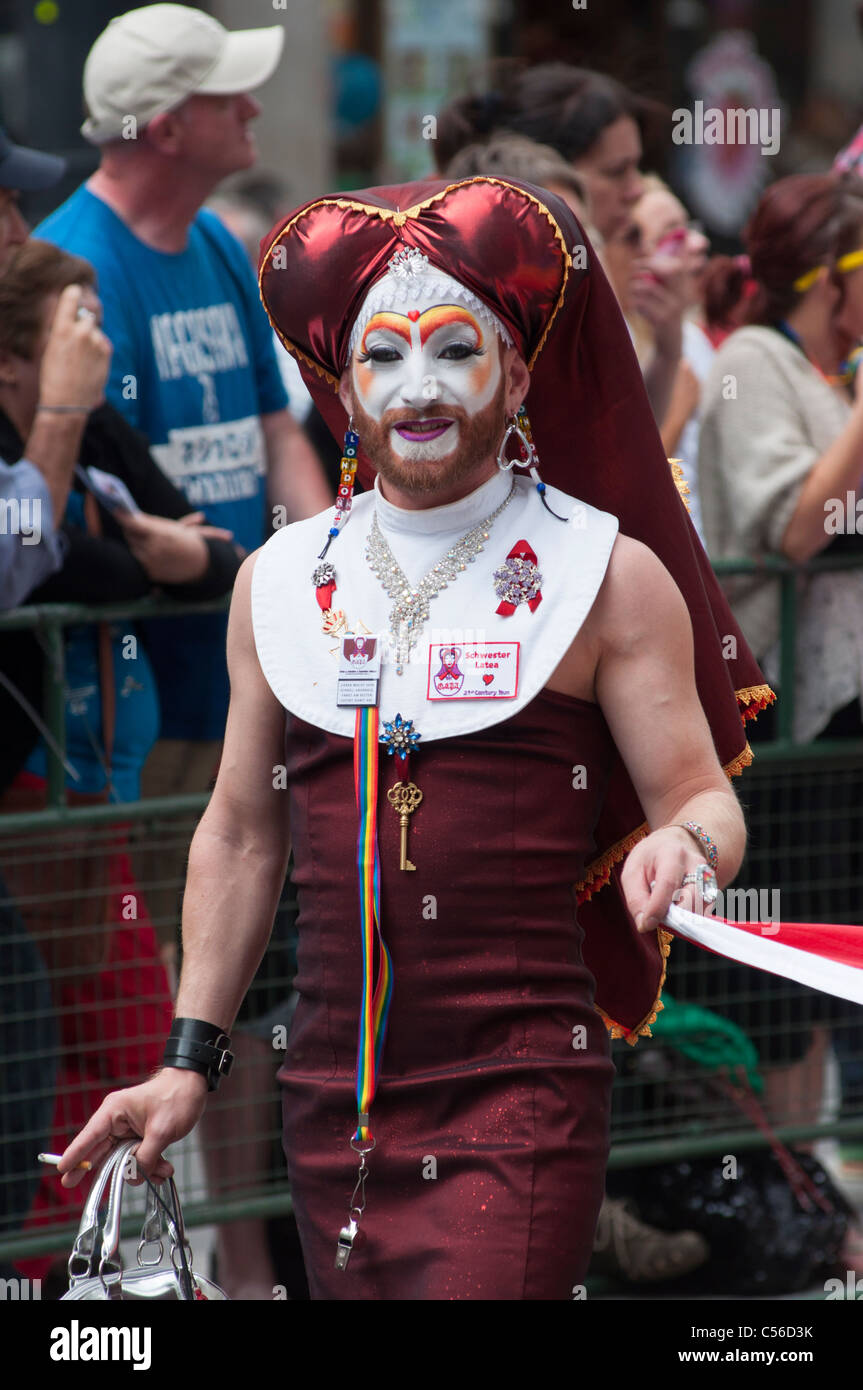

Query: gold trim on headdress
[258,178,576,384]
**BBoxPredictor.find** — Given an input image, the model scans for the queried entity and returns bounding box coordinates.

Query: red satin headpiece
[258,177,775,1043]
[259,178,574,387]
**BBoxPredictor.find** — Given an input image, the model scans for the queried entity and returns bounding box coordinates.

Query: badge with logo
[427,642,520,700]
[337,634,382,706]
[430,646,465,697]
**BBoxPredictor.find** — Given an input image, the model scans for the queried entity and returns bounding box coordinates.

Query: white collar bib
[252,474,619,743]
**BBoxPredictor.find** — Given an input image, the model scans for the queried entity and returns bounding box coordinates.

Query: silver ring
[681,863,718,905]
[76,306,96,321]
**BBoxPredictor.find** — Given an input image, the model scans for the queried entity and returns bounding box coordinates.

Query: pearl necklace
[365,482,515,674]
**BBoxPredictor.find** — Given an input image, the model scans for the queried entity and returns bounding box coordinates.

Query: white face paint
[351,291,504,460]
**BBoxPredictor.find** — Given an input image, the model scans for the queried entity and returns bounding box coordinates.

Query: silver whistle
[335,1216,359,1271]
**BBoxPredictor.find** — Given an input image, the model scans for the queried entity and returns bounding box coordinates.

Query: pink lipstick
[393,418,454,441]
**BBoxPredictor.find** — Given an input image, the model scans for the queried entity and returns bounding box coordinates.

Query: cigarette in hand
[38,1152,92,1172]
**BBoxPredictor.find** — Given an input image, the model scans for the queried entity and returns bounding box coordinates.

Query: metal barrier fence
[0,556,861,1281]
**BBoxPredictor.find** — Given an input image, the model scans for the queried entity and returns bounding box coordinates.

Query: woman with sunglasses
[602,179,707,472]
[695,173,863,1221]
[626,178,711,541]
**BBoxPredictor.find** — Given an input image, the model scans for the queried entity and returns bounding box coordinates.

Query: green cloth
[651,993,763,1094]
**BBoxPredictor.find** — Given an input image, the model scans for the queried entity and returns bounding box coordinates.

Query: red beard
[352,376,508,497]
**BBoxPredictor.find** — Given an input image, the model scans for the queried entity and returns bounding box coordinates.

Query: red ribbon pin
[494,540,543,617]
[315,581,336,612]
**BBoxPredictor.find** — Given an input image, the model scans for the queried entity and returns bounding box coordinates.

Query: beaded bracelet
[675,821,719,871]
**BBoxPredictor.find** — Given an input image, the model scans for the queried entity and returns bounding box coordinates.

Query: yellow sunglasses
[793,248,863,292]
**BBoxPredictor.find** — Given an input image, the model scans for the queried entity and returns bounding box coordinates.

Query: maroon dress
[278,687,618,1300]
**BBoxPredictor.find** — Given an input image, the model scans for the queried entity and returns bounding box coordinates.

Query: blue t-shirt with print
[36,187,288,739]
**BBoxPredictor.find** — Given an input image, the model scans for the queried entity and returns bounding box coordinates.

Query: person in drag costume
[56,178,775,1301]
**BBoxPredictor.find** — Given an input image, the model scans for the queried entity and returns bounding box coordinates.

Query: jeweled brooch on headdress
[386,246,432,280]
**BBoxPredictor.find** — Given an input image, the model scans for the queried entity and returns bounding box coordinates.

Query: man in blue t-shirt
[37,5,330,756]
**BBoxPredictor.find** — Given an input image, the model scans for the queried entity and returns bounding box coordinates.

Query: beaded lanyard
[332,704,395,1269]
[353,703,393,1153]
[312,424,398,1269]
[312,423,360,610]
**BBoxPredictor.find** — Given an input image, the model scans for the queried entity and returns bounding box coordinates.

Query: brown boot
[590,1197,709,1283]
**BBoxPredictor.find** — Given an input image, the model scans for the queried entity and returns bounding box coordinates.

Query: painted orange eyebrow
[418,305,484,347]
[359,305,485,354]
[360,312,412,352]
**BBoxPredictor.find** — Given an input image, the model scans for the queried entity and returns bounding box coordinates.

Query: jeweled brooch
[380,713,421,759]
[493,556,543,608]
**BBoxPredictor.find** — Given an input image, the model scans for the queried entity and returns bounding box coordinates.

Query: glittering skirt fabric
[279,690,617,1299]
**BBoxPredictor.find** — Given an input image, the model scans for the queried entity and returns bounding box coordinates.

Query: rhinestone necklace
[365,482,515,674]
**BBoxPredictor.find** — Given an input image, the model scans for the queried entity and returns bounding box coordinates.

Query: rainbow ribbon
[352,705,393,1146]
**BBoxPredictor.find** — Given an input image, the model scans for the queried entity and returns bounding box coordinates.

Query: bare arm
[592,535,747,933]
[23,412,87,524]
[660,359,700,456]
[629,263,686,425]
[779,374,863,563]
[262,407,332,523]
[24,283,112,521]
[641,330,682,426]
[58,549,291,1183]
[175,552,291,1029]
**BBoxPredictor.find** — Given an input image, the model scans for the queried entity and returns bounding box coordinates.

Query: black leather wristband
[168,1017,229,1044]
[163,1019,234,1092]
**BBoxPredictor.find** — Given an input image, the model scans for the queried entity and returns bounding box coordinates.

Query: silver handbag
[61,1139,228,1301]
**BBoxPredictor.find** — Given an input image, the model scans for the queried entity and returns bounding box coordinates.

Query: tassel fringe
[737,683,776,723]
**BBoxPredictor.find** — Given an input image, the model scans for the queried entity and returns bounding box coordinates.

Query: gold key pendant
[387,781,423,871]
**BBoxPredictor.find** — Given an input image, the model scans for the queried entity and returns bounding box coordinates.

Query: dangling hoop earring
[496,415,532,472]
[513,406,569,522]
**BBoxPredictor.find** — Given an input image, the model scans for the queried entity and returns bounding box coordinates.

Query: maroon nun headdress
[258,177,775,1043]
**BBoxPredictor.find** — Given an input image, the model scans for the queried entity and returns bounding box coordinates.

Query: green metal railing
[0,555,861,1266]
[0,594,230,829]
[712,549,863,758]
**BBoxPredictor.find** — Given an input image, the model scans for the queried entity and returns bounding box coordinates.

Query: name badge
[337,634,381,707]
[427,642,520,700]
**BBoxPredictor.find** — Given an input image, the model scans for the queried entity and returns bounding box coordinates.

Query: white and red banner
[664,902,863,1006]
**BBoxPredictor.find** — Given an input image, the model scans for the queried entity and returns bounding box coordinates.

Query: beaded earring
[317,418,360,562]
[312,418,361,613]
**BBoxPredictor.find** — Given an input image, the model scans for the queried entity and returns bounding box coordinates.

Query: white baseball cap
[81,3,285,145]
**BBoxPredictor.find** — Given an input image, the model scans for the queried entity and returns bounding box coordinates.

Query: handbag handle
[66,1140,138,1288]
[98,1149,197,1299]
